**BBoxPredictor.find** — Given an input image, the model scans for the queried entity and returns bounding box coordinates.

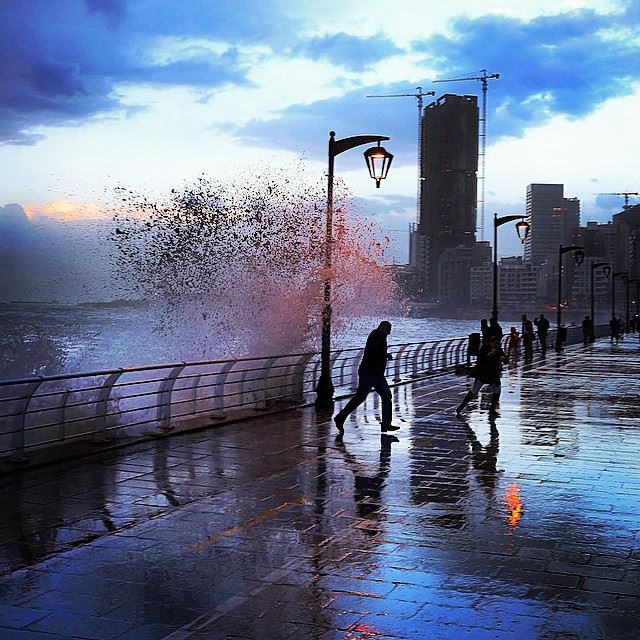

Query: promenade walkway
[0,340,639,639]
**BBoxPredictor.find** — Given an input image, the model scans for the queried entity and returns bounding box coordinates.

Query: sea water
[0,302,516,380]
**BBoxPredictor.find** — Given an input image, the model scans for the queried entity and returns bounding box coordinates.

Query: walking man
[534,314,549,353]
[334,321,399,434]
[456,335,507,418]
[610,316,620,344]
[521,314,534,358]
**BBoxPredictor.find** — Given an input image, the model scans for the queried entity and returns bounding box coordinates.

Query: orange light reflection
[505,482,523,531]
[344,622,384,638]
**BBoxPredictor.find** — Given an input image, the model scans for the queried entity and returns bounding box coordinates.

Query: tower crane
[433,69,500,241]
[595,192,640,210]
[366,87,436,224]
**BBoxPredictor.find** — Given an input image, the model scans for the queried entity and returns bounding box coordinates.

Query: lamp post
[611,271,628,326]
[590,261,610,342]
[491,213,529,321]
[625,276,630,332]
[556,244,584,352]
[315,131,394,411]
[631,279,640,331]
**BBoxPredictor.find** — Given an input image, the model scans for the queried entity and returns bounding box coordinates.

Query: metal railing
[0,324,609,461]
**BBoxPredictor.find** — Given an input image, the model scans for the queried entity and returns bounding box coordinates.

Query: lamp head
[364,142,393,188]
[515,220,530,243]
[574,249,585,266]
[603,264,611,278]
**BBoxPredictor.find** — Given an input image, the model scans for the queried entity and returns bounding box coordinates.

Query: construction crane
[595,192,640,210]
[433,69,500,241]
[366,87,436,224]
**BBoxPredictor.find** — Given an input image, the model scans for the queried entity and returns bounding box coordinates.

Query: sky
[1,0,640,301]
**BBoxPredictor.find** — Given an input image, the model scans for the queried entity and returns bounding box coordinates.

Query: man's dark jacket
[359,329,389,375]
[475,343,505,384]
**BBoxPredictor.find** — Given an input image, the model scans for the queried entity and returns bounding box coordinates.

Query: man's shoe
[381,424,400,432]
[381,434,399,443]
[334,415,345,434]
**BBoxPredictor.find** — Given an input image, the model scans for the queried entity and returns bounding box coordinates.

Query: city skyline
[1,0,640,299]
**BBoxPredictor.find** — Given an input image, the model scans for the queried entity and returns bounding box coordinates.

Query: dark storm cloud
[0,0,293,145]
[417,7,640,138]
[295,32,401,71]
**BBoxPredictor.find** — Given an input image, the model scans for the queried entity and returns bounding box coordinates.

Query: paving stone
[0,341,639,638]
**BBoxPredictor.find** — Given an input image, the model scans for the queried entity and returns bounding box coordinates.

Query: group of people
[456,314,549,419]
[333,310,639,435]
[332,316,526,435]
[481,313,550,358]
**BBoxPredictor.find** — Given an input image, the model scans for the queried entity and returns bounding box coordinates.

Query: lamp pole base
[315,374,335,413]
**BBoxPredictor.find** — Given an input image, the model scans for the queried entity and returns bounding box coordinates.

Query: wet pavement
[1,340,639,639]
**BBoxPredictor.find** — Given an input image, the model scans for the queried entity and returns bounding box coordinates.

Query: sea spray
[110,163,405,360]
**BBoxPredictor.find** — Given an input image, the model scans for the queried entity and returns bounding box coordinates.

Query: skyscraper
[411,94,479,302]
[523,184,580,265]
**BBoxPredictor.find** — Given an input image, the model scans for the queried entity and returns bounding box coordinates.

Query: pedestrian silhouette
[534,314,549,353]
[456,335,507,417]
[487,317,503,342]
[521,314,534,358]
[480,318,490,345]
[610,316,621,344]
[334,321,399,434]
[507,327,520,357]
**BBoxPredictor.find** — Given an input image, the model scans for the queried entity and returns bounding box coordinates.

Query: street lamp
[556,244,584,352]
[590,261,610,342]
[315,131,394,411]
[611,271,628,327]
[491,213,529,321]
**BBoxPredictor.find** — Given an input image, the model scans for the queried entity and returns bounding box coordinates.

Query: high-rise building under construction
[410,94,482,304]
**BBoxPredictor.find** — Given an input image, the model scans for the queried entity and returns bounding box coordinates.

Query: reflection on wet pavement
[0,341,639,639]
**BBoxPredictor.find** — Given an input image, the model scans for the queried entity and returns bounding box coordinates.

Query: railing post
[94,371,123,443]
[426,341,440,373]
[294,354,314,401]
[411,343,427,377]
[393,344,409,382]
[58,389,71,442]
[453,339,466,365]
[7,378,43,464]
[155,364,186,432]
[255,357,277,410]
[189,374,201,414]
[211,360,235,420]
[351,349,364,390]
[442,339,456,368]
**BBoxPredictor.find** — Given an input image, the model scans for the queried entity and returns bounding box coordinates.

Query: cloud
[416,6,640,139]
[594,193,639,211]
[234,81,427,166]
[294,32,402,71]
[235,5,639,155]
[0,0,288,145]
